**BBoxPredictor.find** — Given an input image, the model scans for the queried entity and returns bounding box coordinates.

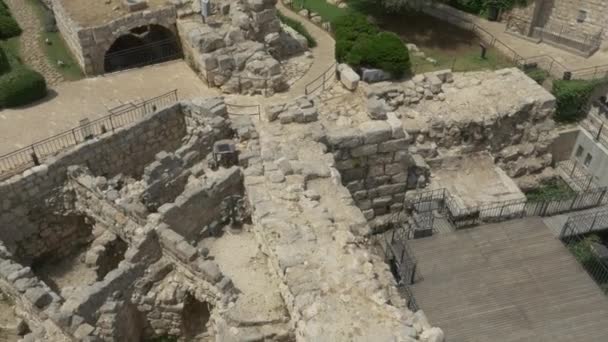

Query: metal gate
[104,37,182,73]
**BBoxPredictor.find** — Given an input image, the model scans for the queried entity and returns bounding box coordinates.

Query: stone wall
[50,0,177,75]
[0,104,186,257]
[50,0,87,71]
[327,119,428,221]
[158,166,244,240]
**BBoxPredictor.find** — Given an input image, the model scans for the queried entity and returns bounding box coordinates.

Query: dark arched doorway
[104,24,182,73]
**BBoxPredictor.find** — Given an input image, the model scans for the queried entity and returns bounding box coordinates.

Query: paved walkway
[479,19,608,70]
[5,0,64,85]
[0,61,217,155]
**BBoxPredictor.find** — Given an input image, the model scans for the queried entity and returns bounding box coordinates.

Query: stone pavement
[4,0,64,85]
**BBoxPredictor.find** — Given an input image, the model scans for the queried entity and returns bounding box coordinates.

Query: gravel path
[5,0,64,85]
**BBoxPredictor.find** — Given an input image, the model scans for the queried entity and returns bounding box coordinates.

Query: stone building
[506,0,608,56]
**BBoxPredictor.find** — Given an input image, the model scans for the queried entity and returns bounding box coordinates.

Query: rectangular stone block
[378,139,408,153]
[351,144,378,157]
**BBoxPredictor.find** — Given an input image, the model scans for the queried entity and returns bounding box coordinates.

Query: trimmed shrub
[552,79,600,123]
[332,13,378,61]
[0,46,9,74]
[524,67,549,85]
[345,32,411,78]
[277,11,317,48]
[0,67,47,108]
[0,14,21,39]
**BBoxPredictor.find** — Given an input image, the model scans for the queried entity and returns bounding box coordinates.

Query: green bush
[552,79,600,123]
[0,14,21,39]
[524,67,549,85]
[0,46,9,74]
[332,13,378,61]
[346,32,411,78]
[277,11,317,48]
[0,67,47,108]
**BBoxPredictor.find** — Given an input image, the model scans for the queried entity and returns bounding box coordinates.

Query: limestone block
[196,260,222,283]
[367,97,388,120]
[338,63,360,91]
[327,129,363,148]
[351,144,378,157]
[359,121,392,144]
[24,287,52,309]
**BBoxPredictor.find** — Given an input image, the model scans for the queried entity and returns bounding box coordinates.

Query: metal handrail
[0,90,179,180]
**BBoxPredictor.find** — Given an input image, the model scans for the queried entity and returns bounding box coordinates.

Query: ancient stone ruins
[50,0,312,94]
[0,61,564,341]
[1,0,588,341]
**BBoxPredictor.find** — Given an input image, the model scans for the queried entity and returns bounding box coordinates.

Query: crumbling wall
[158,166,244,240]
[326,119,428,221]
[0,104,185,258]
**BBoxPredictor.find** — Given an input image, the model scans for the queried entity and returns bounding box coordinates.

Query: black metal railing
[401,183,608,232]
[560,209,608,294]
[557,159,601,192]
[305,63,337,96]
[0,90,179,180]
[105,38,183,74]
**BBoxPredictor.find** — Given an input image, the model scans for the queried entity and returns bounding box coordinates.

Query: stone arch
[103,24,182,74]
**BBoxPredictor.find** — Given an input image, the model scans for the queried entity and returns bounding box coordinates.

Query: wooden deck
[409,217,608,342]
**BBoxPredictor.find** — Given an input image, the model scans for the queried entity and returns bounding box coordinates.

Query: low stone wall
[158,167,244,240]
[327,119,428,220]
[50,0,87,71]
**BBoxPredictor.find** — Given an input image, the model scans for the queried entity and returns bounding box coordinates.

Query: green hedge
[524,67,549,85]
[552,79,600,123]
[333,12,410,77]
[0,0,21,40]
[346,32,411,78]
[333,13,378,62]
[277,11,317,48]
[0,46,9,74]
[0,67,47,108]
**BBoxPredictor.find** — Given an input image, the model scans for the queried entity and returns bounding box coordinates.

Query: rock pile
[179,0,309,95]
[266,96,319,124]
[365,70,453,119]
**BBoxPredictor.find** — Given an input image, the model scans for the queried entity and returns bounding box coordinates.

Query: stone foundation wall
[326,119,428,221]
[0,104,186,255]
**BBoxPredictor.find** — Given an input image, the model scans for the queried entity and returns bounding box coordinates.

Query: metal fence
[305,63,337,96]
[560,208,608,294]
[0,90,179,180]
[403,184,608,231]
[104,38,183,74]
[580,103,608,151]
[557,159,601,192]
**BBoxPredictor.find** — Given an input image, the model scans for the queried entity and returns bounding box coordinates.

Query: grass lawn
[288,0,348,22]
[25,0,83,81]
[525,179,576,202]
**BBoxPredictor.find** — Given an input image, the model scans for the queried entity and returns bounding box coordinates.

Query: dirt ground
[204,229,288,324]
[378,11,480,55]
[430,152,525,208]
[60,0,170,27]
[34,246,97,298]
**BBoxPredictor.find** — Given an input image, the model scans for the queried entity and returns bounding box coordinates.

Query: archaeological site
[2,0,608,341]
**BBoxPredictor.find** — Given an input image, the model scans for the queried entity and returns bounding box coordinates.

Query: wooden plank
[410,217,608,341]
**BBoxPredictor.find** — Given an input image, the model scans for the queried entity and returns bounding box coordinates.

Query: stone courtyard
[1,0,607,341]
